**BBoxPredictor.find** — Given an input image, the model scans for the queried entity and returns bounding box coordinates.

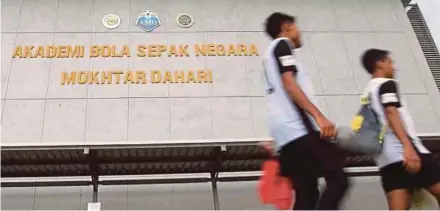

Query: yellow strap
[360,97,369,105]
[378,125,386,144]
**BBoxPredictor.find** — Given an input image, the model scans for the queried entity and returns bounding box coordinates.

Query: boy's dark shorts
[278,132,346,180]
[379,153,440,193]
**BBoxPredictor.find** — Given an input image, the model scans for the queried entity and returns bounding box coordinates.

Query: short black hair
[265,12,295,39]
[361,48,390,74]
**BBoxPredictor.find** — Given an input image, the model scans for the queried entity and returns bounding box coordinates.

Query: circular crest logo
[136,10,161,32]
[176,13,194,28]
[102,14,121,29]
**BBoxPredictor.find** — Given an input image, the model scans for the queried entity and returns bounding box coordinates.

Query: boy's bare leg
[386,189,412,210]
[427,182,440,208]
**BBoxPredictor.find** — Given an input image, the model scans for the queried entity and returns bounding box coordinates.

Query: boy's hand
[315,115,336,139]
[403,145,421,173]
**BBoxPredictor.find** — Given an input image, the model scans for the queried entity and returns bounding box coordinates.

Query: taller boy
[263,12,349,210]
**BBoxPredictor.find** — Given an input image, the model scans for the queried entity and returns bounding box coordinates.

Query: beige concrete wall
[2,0,440,147]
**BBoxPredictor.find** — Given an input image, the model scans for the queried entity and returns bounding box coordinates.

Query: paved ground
[1,176,439,210]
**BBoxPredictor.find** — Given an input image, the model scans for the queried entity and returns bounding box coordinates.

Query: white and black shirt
[364,78,429,167]
[263,38,319,148]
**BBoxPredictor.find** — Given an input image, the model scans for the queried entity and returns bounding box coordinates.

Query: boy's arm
[274,40,334,138]
[280,71,323,120]
[379,80,420,172]
[379,80,412,146]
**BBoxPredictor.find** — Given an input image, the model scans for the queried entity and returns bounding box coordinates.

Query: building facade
[1,0,440,210]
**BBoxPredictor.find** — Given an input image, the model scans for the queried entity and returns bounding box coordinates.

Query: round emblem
[102,14,121,29]
[176,13,194,28]
[136,10,161,32]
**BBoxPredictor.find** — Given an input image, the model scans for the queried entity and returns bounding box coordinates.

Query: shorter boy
[361,48,440,209]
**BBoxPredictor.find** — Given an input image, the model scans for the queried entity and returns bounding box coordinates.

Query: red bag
[258,159,295,210]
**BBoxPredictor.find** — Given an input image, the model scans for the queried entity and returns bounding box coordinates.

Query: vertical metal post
[210,146,226,210]
[211,172,220,210]
[88,149,99,203]
[92,175,99,203]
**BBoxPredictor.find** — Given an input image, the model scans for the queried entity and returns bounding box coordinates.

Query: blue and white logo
[136,10,161,32]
